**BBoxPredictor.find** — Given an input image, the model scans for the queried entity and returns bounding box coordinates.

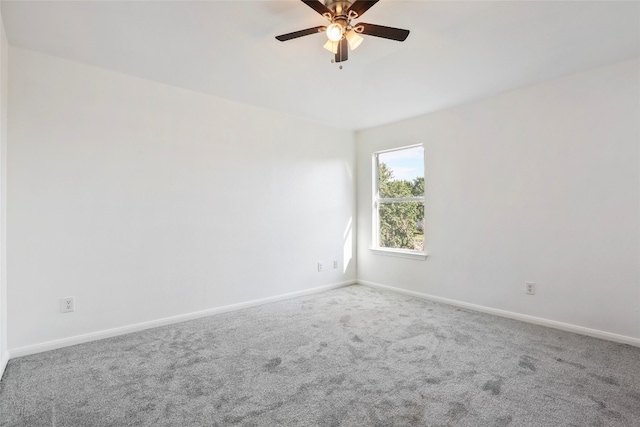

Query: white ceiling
[2,0,639,130]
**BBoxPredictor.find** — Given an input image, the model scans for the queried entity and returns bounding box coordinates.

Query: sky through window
[378,146,424,181]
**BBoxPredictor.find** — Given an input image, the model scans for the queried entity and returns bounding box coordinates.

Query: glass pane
[379,201,424,251]
[378,146,424,198]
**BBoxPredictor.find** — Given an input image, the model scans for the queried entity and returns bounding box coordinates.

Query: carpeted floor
[1,284,639,426]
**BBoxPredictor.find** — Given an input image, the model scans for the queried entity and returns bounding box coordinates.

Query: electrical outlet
[318,263,323,272]
[61,297,75,313]
[525,282,536,295]
[333,260,338,269]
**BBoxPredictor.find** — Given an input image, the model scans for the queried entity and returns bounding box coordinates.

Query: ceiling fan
[275,0,410,64]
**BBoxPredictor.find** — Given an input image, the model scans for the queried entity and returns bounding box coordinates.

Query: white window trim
[369,247,428,260]
[371,144,427,260]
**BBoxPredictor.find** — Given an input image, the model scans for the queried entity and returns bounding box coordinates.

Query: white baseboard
[359,280,640,348]
[9,280,356,359]
[0,350,8,381]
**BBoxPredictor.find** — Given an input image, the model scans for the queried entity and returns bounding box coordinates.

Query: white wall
[357,59,640,340]
[0,8,8,375]
[7,47,356,351]
[6,46,638,356]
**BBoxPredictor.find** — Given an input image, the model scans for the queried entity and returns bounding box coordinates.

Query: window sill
[369,248,428,260]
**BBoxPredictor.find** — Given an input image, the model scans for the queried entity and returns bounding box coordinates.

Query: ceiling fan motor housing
[324,0,354,16]
[334,17,349,30]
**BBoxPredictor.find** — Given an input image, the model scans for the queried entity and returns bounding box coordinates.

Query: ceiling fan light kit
[323,39,338,54]
[326,22,345,42]
[276,0,410,65]
[345,29,364,50]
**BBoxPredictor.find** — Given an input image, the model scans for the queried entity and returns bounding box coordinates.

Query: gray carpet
[1,285,639,426]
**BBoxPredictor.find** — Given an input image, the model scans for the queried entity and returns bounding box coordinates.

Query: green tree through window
[375,146,425,252]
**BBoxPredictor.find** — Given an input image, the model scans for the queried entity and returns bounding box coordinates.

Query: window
[372,145,426,258]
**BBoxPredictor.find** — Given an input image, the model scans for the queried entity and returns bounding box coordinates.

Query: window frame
[371,144,427,260]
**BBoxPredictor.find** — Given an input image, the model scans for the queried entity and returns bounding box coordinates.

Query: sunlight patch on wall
[343,216,353,274]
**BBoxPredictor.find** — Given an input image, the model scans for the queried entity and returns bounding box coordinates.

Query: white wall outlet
[317,263,323,272]
[333,260,338,269]
[61,297,75,313]
[525,282,536,295]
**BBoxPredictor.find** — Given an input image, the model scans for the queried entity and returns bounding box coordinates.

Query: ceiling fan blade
[347,0,380,18]
[357,23,410,41]
[276,26,326,42]
[335,38,348,63]
[301,0,333,17]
